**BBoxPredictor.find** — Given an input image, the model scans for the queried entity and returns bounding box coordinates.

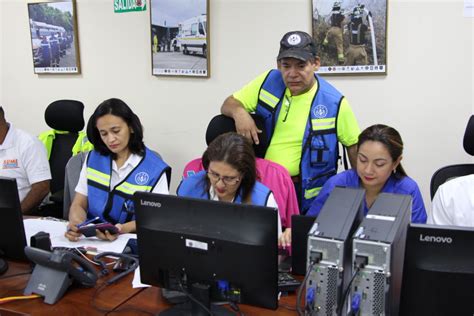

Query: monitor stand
[159,283,234,316]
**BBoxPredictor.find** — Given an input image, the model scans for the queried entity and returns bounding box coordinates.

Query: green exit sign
[114,0,147,13]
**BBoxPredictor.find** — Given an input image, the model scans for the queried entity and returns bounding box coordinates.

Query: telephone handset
[24,246,98,304]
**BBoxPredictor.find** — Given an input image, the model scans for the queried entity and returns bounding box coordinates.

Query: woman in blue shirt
[177,132,282,236]
[306,124,427,223]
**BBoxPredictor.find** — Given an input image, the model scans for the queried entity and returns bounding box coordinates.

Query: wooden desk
[0,260,144,316]
[111,287,298,316]
[1,261,299,315]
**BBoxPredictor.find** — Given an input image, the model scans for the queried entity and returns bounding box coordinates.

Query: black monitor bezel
[0,176,28,261]
[134,192,279,310]
[400,223,474,315]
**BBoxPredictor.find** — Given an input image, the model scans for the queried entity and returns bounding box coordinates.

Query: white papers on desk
[23,218,136,253]
[132,266,151,288]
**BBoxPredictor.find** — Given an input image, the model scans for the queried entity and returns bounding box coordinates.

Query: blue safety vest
[177,170,272,205]
[255,70,342,212]
[86,147,170,224]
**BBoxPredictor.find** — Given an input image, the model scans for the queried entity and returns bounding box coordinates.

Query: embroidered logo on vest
[135,172,150,185]
[313,105,328,118]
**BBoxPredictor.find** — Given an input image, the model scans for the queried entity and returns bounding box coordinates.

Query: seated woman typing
[306,124,427,223]
[65,98,171,241]
[177,132,282,238]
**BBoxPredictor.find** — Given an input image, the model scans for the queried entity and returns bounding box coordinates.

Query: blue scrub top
[306,169,427,223]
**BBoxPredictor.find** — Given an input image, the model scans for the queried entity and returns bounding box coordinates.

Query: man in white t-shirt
[0,106,51,214]
[428,174,474,227]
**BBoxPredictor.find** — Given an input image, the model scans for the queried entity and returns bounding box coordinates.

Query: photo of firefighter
[312,0,387,74]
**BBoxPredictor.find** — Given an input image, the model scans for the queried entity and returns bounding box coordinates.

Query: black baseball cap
[277,31,317,62]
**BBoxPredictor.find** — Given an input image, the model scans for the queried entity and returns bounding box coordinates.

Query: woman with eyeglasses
[177,132,282,236]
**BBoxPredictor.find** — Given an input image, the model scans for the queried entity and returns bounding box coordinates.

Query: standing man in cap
[220,31,360,226]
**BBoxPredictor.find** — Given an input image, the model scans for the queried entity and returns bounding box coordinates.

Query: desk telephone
[24,246,98,304]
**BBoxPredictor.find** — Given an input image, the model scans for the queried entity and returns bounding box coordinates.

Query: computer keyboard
[278,272,301,292]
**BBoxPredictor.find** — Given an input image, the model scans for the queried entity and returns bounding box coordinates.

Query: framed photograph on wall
[150,0,209,77]
[312,0,387,75]
[27,0,80,74]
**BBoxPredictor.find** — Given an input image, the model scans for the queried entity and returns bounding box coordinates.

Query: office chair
[40,100,87,218]
[63,152,87,219]
[430,115,474,199]
[205,114,269,158]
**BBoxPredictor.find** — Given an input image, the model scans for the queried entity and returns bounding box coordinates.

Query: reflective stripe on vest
[258,89,280,109]
[115,182,153,195]
[311,117,336,131]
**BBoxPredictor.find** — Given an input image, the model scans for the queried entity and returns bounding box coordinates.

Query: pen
[76,216,100,228]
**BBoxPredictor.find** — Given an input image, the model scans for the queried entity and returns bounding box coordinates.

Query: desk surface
[111,287,298,316]
[0,260,143,316]
[1,261,298,315]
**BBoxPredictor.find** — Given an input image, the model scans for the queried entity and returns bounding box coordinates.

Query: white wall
[1,0,473,208]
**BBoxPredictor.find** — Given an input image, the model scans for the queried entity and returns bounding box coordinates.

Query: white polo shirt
[429,174,474,227]
[75,152,169,196]
[0,124,51,202]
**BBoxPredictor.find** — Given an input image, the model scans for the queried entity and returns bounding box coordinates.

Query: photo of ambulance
[176,14,207,57]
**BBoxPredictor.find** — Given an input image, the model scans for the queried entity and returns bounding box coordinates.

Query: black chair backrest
[205,114,268,158]
[430,164,474,199]
[45,100,85,132]
[44,99,85,195]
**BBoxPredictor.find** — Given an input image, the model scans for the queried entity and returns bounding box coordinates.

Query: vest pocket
[310,135,329,167]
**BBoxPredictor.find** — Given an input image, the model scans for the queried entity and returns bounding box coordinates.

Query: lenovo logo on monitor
[140,200,161,208]
[419,234,453,244]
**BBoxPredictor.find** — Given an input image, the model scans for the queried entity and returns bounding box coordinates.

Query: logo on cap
[287,34,302,46]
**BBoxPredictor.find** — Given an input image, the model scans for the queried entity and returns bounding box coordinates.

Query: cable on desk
[178,281,214,316]
[91,282,114,313]
[296,260,317,316]
[0,294,41,304]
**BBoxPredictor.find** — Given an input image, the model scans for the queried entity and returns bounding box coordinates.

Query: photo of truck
[150,0,209,77]
[176,14,207,57]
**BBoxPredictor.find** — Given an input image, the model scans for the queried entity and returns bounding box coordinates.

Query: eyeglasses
[207,171,240,186]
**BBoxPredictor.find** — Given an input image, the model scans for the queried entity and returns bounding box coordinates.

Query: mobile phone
[78,223,119,237]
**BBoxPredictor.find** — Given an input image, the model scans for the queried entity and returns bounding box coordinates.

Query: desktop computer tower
[350,193,411,316]
[305,187,364,315]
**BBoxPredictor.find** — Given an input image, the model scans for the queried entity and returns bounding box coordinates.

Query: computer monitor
[0,177,28,263]
[400,224,474,315]
[134,192,278,314]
